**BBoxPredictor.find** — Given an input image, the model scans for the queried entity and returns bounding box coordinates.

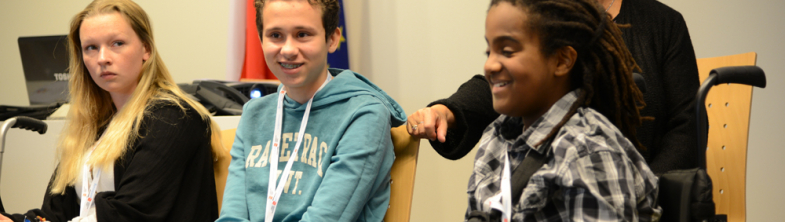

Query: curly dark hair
[490,0,649,151]
[254,0,340,41]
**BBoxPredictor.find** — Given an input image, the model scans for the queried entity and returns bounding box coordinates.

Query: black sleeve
[2,209,57,222]
[39,182,80,222]
[427,75,499,160]
[94,105,217,222]
[647,12,701,172]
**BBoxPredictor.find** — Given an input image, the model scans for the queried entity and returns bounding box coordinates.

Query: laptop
[17,35,71,105]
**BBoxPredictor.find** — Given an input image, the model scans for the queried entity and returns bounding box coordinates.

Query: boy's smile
[280,62,303,70]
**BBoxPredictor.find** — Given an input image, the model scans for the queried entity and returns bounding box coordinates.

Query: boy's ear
[554,46,577,77]
[327,27,342,53]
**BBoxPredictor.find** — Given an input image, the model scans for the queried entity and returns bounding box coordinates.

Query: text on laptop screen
[18,35,70,105]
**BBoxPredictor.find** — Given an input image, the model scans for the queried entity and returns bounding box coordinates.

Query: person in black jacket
[0,0,224,221]
[408,0,700,174]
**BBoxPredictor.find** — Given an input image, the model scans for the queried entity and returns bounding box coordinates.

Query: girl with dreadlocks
[466,0,661,221]
[409,0,700,175]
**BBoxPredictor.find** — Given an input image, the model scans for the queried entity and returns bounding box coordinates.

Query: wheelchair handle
[711,66,767,88]
[1,116,48,154]
[695,65,766,169]
[10,116,48,135]
[0,116,48,187]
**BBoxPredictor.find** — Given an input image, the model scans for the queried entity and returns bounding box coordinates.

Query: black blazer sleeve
[427,75,499,160]
[647,11,701,172]
[39,178,80,221]
[616,0,701,173]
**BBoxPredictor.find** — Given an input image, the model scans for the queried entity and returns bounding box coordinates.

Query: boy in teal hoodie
[217,0,406,222]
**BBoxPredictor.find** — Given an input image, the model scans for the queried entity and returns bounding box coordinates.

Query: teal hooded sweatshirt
[218,69,406,222]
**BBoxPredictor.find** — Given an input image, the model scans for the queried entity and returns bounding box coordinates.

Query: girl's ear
[554,46,577,77]
[143,45,151,62]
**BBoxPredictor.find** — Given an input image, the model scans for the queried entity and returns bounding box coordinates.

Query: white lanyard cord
[266,74,332,222]
[501,151,512,222]
[499,138,554,222]
[80,144,103,217]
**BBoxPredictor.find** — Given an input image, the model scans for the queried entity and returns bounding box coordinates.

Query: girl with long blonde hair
[1,0,224,221]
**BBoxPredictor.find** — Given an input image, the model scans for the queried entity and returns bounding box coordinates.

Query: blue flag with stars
[327,0,350,69]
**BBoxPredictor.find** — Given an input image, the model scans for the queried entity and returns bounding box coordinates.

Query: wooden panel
[216,128,236,213]
[385,125,421,222]
[696,52,756,222]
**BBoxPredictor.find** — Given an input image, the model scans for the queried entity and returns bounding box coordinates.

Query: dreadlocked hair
[490,0,648,151]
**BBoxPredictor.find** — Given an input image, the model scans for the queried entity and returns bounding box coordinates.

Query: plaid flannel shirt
[467,90,662,222]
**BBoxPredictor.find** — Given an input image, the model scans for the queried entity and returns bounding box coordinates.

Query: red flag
[240,0,276,80]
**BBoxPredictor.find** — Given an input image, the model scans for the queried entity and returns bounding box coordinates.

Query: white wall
[354,1,488,221]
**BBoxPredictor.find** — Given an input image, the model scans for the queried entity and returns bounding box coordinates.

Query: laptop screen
[17,35,70,105]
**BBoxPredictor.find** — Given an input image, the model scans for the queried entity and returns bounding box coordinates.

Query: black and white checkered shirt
[467,90,662,222]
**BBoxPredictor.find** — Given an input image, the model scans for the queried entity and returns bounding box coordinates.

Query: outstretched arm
[410,75,498,160]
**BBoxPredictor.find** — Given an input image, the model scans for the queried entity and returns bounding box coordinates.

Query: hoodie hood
[278,68,406,127]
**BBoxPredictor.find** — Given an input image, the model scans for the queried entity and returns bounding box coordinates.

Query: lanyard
[500,152,512,222]
[495,138,554,222]
[266,74,332,222]
[487,147,512,222]
[80,146,103,217]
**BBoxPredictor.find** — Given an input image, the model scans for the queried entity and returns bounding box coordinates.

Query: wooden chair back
[696,52,757,222]
[215,128,235,212]
[384,125,421,222]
